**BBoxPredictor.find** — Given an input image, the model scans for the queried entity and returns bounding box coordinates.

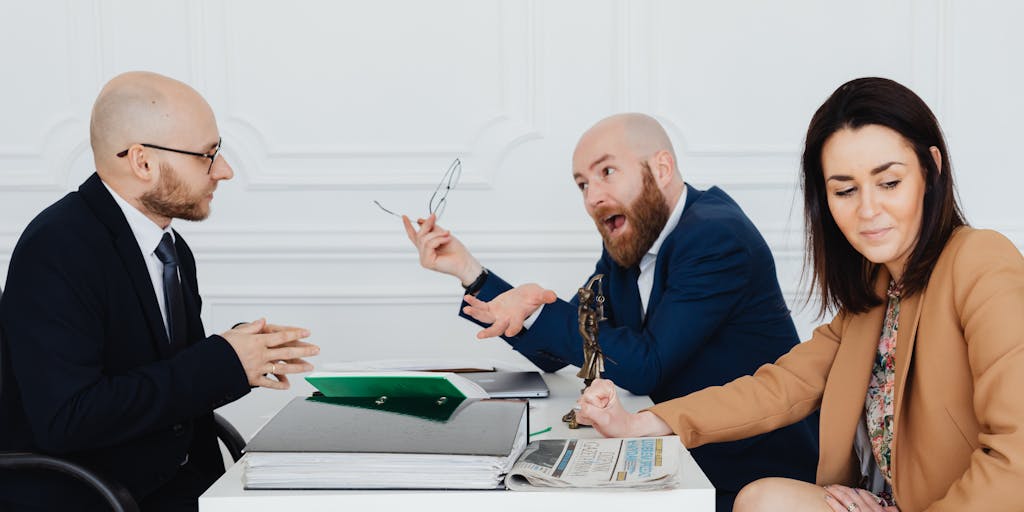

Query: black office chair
[0,285,247,511]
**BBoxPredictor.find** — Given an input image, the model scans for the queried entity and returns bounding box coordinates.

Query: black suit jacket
[0,173,250,509]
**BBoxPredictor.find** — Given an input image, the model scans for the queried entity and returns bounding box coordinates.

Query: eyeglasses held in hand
[116,137,222,174]
[374,158,462,220]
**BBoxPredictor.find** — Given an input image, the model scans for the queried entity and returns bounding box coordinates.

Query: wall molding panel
[1,224,1019,262]
[202,0,544,190]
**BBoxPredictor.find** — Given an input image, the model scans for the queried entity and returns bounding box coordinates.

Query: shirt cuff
[521,304,545,330]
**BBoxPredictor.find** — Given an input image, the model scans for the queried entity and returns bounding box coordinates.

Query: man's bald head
[90,71,216,172]
[575,113,678,168]
[570,113,683,268]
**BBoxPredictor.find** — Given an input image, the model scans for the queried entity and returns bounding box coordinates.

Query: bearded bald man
[0,72,319,511]
[405,113,819,512]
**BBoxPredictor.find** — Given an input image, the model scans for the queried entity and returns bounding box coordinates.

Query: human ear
[929,146,942,175]
[126,145,154,181]
[652,149,676,186]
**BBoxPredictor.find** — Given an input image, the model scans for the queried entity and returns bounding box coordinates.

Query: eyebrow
[826,161,904,182]
[589,154,612,170]
[573,154,613,180]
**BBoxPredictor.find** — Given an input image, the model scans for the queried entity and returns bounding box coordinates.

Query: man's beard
[139,162,211,222]
[595,164,670,268]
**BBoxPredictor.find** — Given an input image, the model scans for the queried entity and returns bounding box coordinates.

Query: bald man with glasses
[0,71,319,511]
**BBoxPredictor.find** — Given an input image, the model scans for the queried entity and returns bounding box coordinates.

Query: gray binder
[246,396,528,456]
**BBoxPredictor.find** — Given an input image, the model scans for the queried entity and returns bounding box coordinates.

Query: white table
[201,370,715,511]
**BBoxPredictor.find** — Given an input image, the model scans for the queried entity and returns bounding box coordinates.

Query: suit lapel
[817,271,889,484]
[611,264,643,330]
[645,184,700,321]
[646,254,665,323]
[173,230,205,347]
[79,173,173,358]
[890,283,924,489]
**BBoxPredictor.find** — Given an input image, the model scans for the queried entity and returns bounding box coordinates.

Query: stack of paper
[246,452,521,489]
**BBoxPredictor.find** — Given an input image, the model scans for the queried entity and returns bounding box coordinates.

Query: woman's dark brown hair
[802,77,966,315]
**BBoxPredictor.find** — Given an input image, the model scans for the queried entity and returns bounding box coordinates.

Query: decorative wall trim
[644,0,949,163]
[935,0,954,124]
[0,0,96,191]
[201,286,462,305]
[2,224,1019,258]
[208,0,542,190]
[196,286,821,309]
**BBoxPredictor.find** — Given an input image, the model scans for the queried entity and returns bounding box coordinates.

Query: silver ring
[846,503,858,512]
[270,362,277,374]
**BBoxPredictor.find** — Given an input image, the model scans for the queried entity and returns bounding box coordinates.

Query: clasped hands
[221,318,319,390]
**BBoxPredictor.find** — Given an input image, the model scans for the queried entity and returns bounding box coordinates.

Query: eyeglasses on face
[116,137,223,174]
[374,158,462,220]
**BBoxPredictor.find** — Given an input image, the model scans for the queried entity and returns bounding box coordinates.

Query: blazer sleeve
[0,226,250,454]
[924,230,1024,512]
[645,312,842,448]
[478,219,776,394]
[457,260,612,373]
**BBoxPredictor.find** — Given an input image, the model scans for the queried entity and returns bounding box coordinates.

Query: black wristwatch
[462,268,490,296]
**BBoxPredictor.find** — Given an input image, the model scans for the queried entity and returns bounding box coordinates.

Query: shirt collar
[645,185,688,259]
[101,179,174,256]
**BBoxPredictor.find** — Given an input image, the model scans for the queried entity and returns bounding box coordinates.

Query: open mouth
[602,214,626,235]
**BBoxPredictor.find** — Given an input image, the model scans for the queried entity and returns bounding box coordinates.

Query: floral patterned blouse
[864,281,902,484]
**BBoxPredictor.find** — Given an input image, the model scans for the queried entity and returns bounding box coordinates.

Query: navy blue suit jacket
[0,173,251,510]
[463,185,819,502]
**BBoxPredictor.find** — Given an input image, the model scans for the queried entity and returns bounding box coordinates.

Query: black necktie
[155,232,188,351]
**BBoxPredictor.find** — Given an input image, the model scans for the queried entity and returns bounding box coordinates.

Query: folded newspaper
[505,436,682,491]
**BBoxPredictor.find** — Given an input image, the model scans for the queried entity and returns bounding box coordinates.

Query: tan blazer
[649,228,1024,512]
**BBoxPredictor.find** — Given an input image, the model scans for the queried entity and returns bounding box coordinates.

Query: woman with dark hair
[575,77,1024,512]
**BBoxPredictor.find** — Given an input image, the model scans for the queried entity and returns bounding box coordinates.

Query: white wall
[1,0,1021,438]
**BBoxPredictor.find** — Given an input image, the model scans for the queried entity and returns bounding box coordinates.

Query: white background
[1,0,1021,438]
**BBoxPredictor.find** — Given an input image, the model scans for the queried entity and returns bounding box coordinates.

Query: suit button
[172,423,184,436]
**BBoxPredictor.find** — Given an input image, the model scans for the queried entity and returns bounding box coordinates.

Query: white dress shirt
[102,180,176,338]
[523,186,688,328]
[636,186,687,319]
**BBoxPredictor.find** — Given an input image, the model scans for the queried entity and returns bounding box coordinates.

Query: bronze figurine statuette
[563,274,607,429]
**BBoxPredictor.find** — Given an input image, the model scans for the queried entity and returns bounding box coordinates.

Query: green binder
[304,372,486,400]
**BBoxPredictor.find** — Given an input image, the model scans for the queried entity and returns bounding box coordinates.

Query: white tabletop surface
[200,369,715,512]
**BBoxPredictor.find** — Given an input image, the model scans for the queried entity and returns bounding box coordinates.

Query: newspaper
[505,436,682,491]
